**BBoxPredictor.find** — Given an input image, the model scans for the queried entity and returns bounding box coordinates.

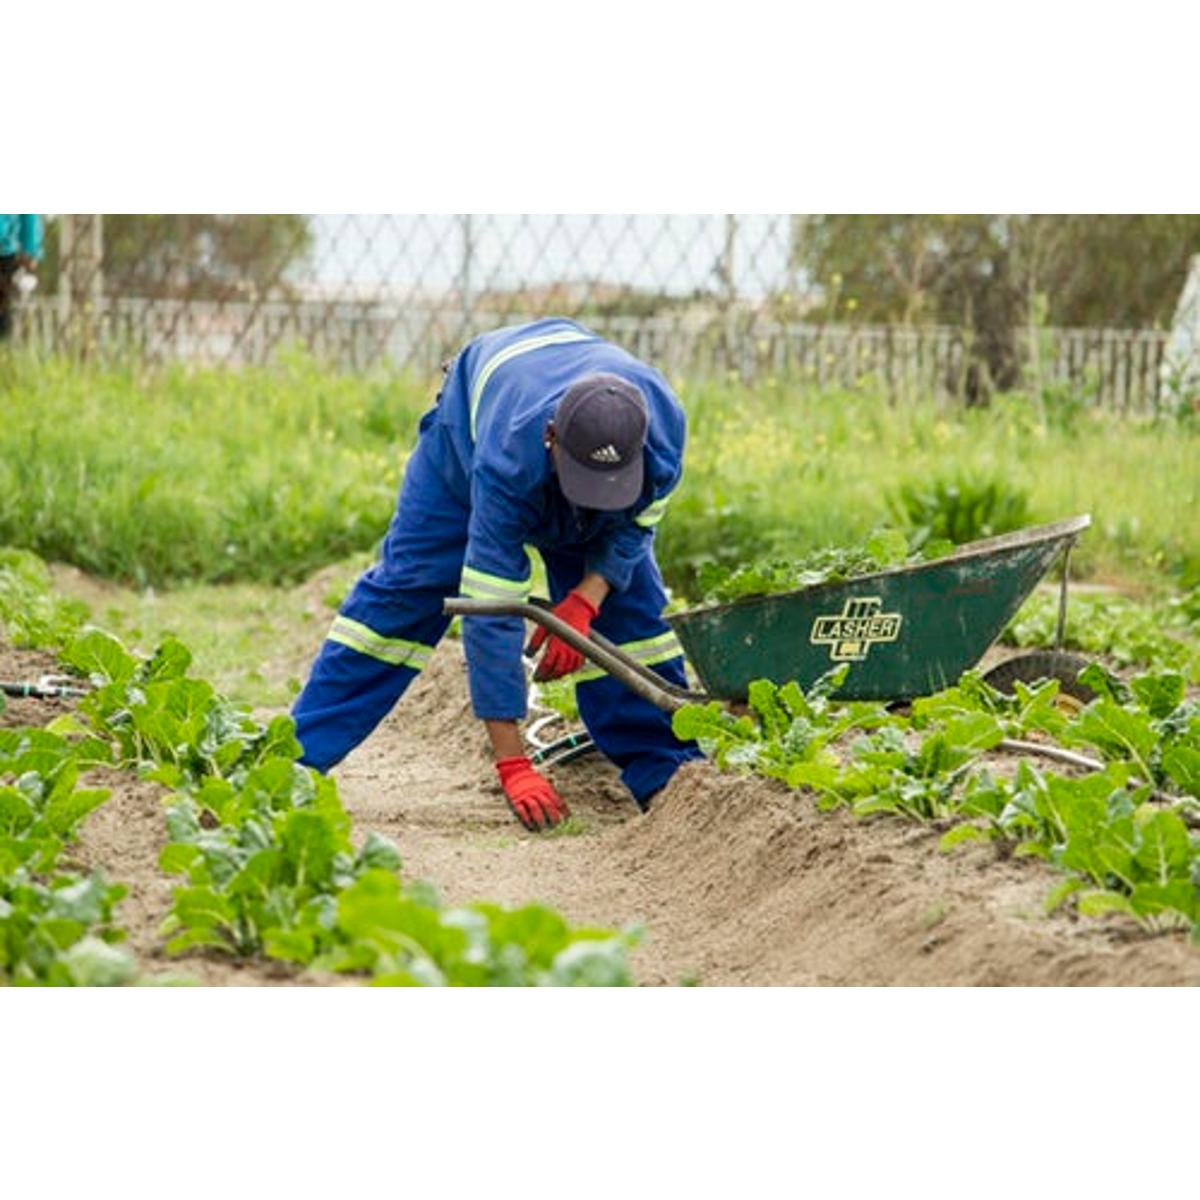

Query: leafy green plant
[0,728,111,874]
[6,360,1196,600]
[64,630,301,787]
[888,472,1032,548]
[673,666,889,779]
[315,872,637,986]
[65,626,639,986]
[0,548,89,650]
[1004,589,1200,682]
[695,530,951,606]
[0,709,134,986]
[0,868,133,986]
[674,658,1200,938]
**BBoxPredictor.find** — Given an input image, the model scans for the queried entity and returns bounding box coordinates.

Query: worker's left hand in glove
[495,756,570,831]
[528,589,600,681]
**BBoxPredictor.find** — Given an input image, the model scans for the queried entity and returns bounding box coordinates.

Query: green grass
[656,377,1200,596]
[542,815,590,838]
[2,350,1196,601]
[45,555,372,708]
[0,350,423,587]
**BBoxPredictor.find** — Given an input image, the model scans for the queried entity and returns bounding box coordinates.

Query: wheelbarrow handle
[443,597,709,713]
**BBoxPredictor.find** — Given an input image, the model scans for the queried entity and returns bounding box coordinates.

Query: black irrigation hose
[0,677,90,700]
[529,731,597,768]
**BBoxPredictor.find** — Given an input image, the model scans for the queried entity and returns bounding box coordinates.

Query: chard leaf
[159,843,204,875]
[1076,890,1136,918]
[255,715,303,764]
[748,680,790,740]
[672,702,734,744]
[1162,746,1200,798]
[488,905,571,968]
[336,870,451,957]
[1012,679,1069,738]
[64,629,137,685]
[1014,841,1051,859]
[263,928,316,965]
[43,714,90,738]
[865,529,909,567]
[50,875,116,924]
[1044,877,1086,914]
[1069,700,1157,773]
[1132,810,1191,881]
[278,810,342,890]
[355,831,403,874]
[165,928,234,956]
[939,823,989,852]
[40,916,87,950]
[941,712,1005,756]
[546,936,634,987]
[1129,882,1195,921]
[1076,663,1132,705]
[227,849,283,898]
[960,772,1008,820]
[785,759,842,794]
[1131,670,1186,719]
[196,778,239,824]
[807,665,851,702]
[243,757,309,812]
[165,799,202,842]
[777,681,811,720]
[144,764,185,788]
[44,787,109,838]
[62,937,136,987]
[140,637,193,682]
[0,786,35,835]
[172,886,236,932]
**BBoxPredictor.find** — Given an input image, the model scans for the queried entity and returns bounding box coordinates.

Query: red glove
[528,590,599,681]
[495,756,570,831]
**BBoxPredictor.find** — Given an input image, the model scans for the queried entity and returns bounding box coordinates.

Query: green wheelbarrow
[445,514,1094,764]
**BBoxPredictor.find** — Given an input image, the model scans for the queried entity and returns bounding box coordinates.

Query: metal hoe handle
[443,597,709,713]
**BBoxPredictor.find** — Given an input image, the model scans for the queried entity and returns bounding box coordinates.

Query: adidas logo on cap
[589,444,622,464]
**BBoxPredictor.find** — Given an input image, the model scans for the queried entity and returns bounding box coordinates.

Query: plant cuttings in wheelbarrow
[695,530,954,606]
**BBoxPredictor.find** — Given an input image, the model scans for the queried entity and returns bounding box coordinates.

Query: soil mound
[336,641,1200,986]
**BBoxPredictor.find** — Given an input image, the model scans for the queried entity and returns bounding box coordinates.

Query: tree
[1036,215,1200,328]
[793,215,1024,387]
[791,215,1200,390]
[39,215,314,301]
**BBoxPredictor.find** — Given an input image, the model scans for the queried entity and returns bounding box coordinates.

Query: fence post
[720,214,737,375]
[57,214,104,359]
[458,214,474,338]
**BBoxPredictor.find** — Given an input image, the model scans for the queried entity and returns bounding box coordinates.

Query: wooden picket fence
[10,295,1183,412]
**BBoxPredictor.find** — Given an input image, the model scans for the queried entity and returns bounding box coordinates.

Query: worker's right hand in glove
[495,756,570,832]
[528,589,600,681]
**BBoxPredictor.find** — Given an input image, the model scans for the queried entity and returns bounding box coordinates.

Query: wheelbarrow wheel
[982,650,1096,707]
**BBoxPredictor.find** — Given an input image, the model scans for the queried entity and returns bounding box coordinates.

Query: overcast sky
[308,214,797,299]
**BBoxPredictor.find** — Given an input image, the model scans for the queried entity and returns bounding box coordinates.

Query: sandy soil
[334,644,1200,986]
[0,643,69,730]
[6,633,1200,987]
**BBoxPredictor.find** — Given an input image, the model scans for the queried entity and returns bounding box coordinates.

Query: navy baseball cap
[553,374,649,510]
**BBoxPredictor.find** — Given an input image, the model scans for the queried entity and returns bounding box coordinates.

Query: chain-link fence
[7,215,1200,411]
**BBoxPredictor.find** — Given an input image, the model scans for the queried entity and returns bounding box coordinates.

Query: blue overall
[291,318,702,805]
